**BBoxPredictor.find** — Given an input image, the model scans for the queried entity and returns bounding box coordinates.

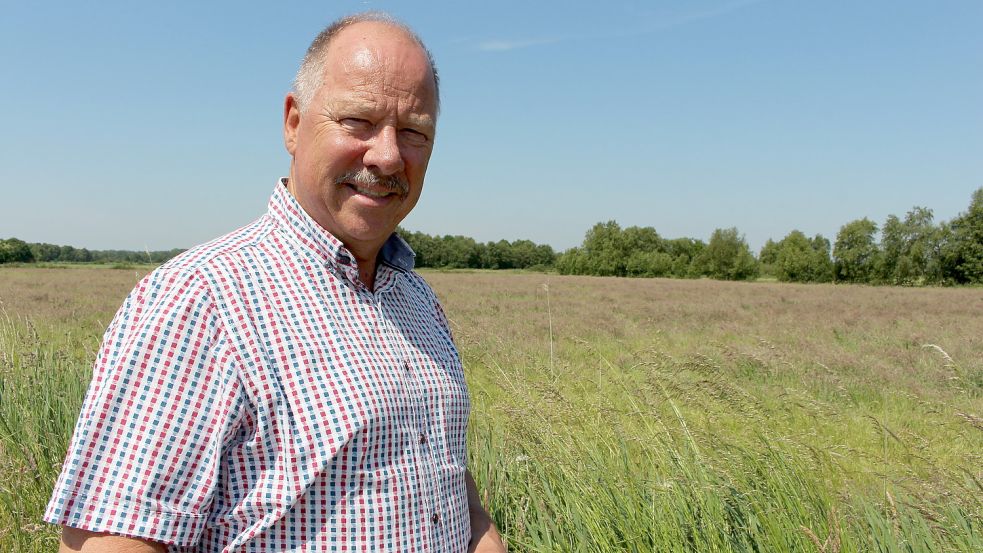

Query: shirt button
[431,513,440,524]
[419,433,427,444]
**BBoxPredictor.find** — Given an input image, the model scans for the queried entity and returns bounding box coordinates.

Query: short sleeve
[44,266,244,547]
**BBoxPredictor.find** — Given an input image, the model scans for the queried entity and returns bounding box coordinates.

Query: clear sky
[2,1,981,253]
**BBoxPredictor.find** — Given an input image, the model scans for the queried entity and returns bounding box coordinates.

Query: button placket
[397,327,443,539]
[376,294,390,343]
[374,280,447,541]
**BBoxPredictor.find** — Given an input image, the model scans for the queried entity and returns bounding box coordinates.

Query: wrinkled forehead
[325,23,437,110]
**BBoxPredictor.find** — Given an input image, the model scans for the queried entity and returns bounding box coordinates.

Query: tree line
[0,239,185,265]
[557,187,983,285]
[765,188,982,285]
[397,228,556,270]
[3,187,980,285]
[0,232,557,271]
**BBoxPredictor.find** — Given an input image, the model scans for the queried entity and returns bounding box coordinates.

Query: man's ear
[283,93,301,157]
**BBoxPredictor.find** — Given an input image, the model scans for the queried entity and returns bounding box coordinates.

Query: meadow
[1,266,981,551]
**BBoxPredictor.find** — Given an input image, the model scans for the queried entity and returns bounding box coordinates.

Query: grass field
[1,266,981,551]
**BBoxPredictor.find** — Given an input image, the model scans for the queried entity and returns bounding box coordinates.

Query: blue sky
[2,1,981,253]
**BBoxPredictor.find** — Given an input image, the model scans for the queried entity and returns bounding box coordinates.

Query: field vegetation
[1,267,981,551]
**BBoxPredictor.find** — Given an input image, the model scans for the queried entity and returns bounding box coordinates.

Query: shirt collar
[268,178,416,274]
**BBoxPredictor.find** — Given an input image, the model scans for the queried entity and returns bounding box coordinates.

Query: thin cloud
[475,0,768,52]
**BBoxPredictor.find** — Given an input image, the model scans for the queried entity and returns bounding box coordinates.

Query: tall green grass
[463,339,982,552]
[1,269,981,551]
[0,313,90,551]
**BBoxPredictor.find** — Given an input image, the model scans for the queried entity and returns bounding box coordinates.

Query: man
[45,12,506,552]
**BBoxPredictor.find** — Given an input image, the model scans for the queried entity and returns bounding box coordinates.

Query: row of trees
[1,234,557,270]
[0,239,186,264]
[0,238,34,263]
[398,228,556,270]
[4,188,981,285]
[554,222,758,280]
[558,188,983,285]
[831,190,983,284]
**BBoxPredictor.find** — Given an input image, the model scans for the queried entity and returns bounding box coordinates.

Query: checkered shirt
[45,180,472,552]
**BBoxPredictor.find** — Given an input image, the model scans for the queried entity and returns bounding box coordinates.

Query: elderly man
[45,12,505,553]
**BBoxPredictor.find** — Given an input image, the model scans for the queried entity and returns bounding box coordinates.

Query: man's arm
[59,527,167,553]
[46,269,236,549]
[466,470,506,553]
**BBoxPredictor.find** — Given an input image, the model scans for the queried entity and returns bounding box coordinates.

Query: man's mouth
[349,184,396,198]
[336,169,409,199]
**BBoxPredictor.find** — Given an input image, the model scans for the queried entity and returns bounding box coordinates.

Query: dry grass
[1,266,981,551]
[0,265,149,326]
[428,272,982,394]
[426,271,982,548]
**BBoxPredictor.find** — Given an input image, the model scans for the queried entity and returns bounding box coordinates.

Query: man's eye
[340,118,372,130]
[400,128,429,145]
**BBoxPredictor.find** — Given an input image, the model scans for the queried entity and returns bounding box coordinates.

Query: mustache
[336,169,408,196]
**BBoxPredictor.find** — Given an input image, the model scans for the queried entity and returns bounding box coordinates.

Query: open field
[1,266,981,551]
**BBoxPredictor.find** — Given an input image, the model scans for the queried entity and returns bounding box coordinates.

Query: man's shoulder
[157,215,275,275]
[399,268,439,300]
[398,270,455,336]
[128,215,276,307]
[397,270,453,324]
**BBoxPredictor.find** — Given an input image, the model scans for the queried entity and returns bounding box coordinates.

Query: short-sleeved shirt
[45,180,472,552]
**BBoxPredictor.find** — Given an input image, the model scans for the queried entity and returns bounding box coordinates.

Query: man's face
[284,22,437,259]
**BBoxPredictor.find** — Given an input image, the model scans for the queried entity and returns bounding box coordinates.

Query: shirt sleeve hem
[43,495,208,547]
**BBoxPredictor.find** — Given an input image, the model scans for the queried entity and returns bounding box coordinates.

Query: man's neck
[354,253,379,291]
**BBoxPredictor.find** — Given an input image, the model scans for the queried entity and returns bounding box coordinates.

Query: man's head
[283,13,439,263]
[292,13,440,115]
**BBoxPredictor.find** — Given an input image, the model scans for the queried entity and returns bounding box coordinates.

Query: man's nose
[363,126,405,175]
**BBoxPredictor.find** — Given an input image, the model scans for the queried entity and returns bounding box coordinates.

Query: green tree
[573,221,672,276]
[532,244,557,268]
[555,248,590,275]
[581,221,628,276]
[482,239,513,269]
[878,207,941,285]
[0,238,35,263]
[758,239,780,265]
[758,239,781,279]
[810,235,834,282]
[440,235,481,268]
[770,230,833,283]
[625,251,673,277]
[509,239,539,269]
[940,188,983,284]
[693,228,758,281]
[398,228,437,267]
[878,214,904,282]
[666,238,705,278]
[398,228,554,270]
[622,225,666,253]
[833,218,879,283]
[28,242,61,262]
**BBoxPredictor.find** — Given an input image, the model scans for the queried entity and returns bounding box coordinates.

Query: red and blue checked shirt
[45,180,472,552]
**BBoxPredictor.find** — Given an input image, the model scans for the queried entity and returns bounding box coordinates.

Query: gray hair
[292,12,440,115]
